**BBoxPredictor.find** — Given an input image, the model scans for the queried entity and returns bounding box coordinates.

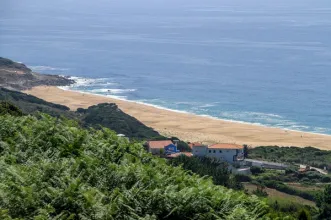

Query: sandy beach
[24,86,331,150]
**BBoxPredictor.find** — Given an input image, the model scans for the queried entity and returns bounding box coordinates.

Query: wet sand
[24,86,331,150]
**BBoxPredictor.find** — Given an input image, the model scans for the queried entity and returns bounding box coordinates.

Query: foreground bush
[0,114,269,219]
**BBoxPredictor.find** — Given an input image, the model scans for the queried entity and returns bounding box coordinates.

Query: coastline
[24,86,331,150]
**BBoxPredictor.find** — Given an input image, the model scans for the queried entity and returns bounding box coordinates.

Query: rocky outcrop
[0,57,74,90]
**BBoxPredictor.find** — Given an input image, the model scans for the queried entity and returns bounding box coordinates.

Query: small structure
[299,165,310,173]
[192,143,244,164]
[147,140,179,155]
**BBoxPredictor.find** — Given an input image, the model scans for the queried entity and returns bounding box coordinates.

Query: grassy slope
[0,114,269,219]
[244,183,315,207]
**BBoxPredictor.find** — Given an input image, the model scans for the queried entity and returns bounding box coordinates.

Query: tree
[243,144,248,158]
[297,209,311,220]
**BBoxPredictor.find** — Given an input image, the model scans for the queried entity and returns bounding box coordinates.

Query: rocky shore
[0,57,74,90]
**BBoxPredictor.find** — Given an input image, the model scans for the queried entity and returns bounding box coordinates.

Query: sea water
[1,0,331,134]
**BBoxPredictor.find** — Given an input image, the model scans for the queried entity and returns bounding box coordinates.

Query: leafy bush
[0,102,24,116]
[316,185,331,219]
[0,114,270,219]
[169,155,243,189]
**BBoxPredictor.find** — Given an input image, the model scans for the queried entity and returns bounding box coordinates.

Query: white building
[192,143,244,164]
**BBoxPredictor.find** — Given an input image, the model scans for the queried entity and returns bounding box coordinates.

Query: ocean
[1,0,331,134]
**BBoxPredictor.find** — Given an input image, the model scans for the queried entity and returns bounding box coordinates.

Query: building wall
[192,146,244,164]
[207,148,244,163]
[206,148,237,163]
[192,146,207,156]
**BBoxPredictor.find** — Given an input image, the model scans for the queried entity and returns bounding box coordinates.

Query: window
[209,150,211,153]
[219,150,222,153]
[213,150,216,153]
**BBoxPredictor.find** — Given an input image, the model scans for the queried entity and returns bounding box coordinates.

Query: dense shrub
[316,185,331,219]
[0,101,24,116]
[0,114,270,219]
[0,89,163,140]
[169,155,243,189]
[251,166,265,175]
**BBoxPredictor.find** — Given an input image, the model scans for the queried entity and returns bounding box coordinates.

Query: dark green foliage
[0,102,24,116]
[0,114,270,219]
[80,103,161,139]
[243,144,248,158]
[297,209,312,220]
[252,185,268,197]
[251,166,265,175]
[0,88,163,139]
[0,88,72,118]
[0,57,31,73]
[169,155,243,189]
[248,146,331,170]
[316,185,331,219]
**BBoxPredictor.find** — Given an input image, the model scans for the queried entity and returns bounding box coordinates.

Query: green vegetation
[77,103,161,139]
[0,113,269,219]
[0,57,31,73]
[0,88,162,139]
[169,155,242,189]
[248,146,331,170]
[316,185,331,219]
[0,101,24,116]
[248,168,326,202]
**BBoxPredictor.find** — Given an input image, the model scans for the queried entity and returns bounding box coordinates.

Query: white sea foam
[30,65,69,72]
[57,76,331,136]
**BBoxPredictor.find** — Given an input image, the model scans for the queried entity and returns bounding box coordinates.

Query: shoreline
[24,86,331,150]
[61,86,331,137]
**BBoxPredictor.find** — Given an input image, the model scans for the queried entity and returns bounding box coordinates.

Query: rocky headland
[0,57,74,90]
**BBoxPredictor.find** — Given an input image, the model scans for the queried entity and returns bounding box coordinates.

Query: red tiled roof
[208,143,243,150]
[189,142,205,148]
[147,140,173,149]
[166,152,193,158]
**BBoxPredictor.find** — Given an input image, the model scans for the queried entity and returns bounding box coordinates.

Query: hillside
[0,114,269,219]
[0,88,161,139]
[0,57,73,90]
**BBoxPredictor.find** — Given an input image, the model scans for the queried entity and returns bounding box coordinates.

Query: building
[147,140,179,155]
[192,143,244,164]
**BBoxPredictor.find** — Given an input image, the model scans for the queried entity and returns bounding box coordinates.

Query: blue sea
[1,0,331,134]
